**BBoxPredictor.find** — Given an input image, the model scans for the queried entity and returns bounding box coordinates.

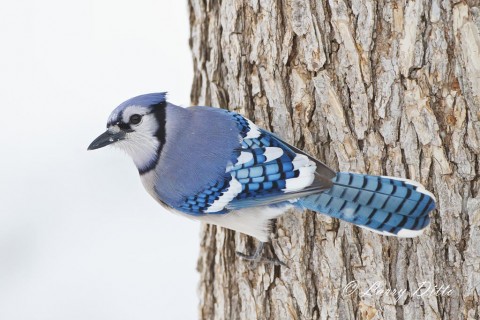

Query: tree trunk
[188,1,480,319]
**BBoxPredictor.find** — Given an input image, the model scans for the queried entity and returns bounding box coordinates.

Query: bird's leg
[236,242,287,267]
[236,242,265,261]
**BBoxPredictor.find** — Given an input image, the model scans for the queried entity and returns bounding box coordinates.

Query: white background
[0,1,199,319]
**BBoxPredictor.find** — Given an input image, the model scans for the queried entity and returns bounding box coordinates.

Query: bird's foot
[236,242,288,267]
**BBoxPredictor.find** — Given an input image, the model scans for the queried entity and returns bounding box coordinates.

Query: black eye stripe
[118,122,131,130]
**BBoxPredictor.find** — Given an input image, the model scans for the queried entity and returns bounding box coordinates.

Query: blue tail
[298,172,436,237]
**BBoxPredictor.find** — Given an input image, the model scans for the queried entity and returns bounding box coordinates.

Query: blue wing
[177,112,335,215]
[173,110,435,238]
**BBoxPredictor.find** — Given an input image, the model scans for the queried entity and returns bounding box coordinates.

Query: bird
[88,92,436,264]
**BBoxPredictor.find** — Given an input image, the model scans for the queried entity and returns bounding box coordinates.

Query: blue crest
[107,92,167,126]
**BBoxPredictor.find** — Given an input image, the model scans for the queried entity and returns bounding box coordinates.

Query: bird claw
[236,242,288,267]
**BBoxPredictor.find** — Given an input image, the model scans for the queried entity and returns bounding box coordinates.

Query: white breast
[195,205,291,242]
[140,167,291,242]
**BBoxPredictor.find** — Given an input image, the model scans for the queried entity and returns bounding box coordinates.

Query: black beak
[87,130,126,150]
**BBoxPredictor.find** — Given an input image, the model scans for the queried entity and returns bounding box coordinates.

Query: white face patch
[110,109,161,171]
[121,105,150,124]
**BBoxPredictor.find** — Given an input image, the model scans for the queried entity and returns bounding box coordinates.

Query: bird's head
[88,93,167,173]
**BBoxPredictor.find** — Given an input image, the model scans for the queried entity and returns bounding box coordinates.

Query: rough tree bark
[188,1,480,319]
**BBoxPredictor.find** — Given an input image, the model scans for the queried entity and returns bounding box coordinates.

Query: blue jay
[88,93,436,263]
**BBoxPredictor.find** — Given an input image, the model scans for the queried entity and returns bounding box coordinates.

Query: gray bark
[188,1,480,319]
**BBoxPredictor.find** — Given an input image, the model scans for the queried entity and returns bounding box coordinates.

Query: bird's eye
[129,114,142,125]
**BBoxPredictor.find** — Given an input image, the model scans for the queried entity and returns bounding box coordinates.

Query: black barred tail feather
[298,172,436,237]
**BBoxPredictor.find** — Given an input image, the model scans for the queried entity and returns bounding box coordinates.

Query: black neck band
[139,101,167,175]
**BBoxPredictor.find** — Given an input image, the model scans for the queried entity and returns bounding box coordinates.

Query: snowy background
[0,1,199,319]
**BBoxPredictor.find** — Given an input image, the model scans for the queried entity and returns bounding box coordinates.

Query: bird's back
[144,105,241,210]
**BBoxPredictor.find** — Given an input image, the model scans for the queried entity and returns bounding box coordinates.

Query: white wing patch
[230,147,284,169]
[205,174,242,213]
[263,147,283,162]
[283,154,317,192]
[292,154,311,170]
[236,152,253,165]
[245,119,261,139]
[283,165,316,192]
